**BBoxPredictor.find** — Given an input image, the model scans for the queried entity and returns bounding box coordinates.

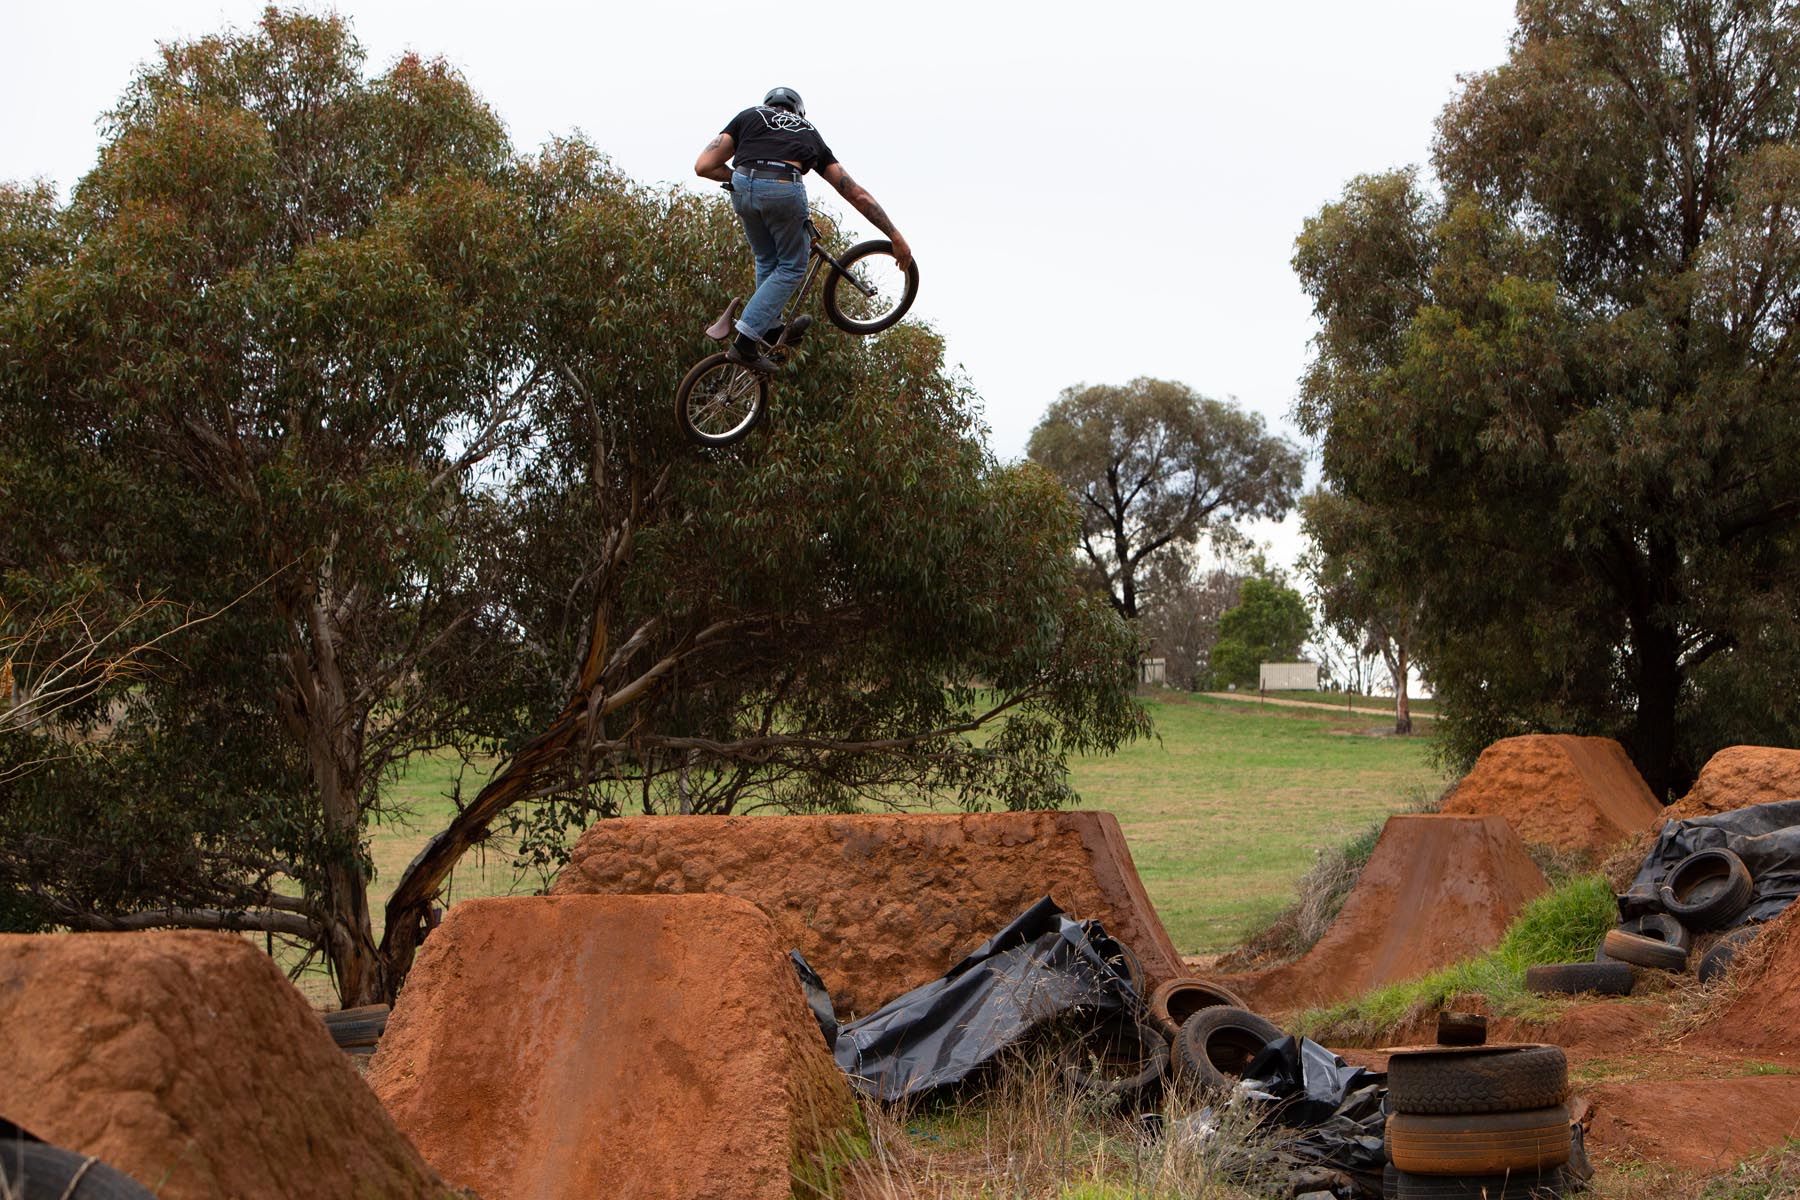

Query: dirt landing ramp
[1233,814,1548,1014]
[1669,745,1800,820]
[551,811,1184,1017]
[369,894,858,1200]
[1441,734,1663,855]
[0,931,445,1200]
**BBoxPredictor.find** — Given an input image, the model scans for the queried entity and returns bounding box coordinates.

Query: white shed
[1258,662,1319,692]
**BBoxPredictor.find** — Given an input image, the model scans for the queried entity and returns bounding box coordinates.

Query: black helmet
[763,87,805,117]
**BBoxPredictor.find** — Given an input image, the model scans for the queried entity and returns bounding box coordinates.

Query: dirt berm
[550,811,1184,1017]
[1229,814,1548,1014]
[1667,744,1800,820]
[370,894,859,1200]
[1441,733,1663,855]
[0,930,447,1200]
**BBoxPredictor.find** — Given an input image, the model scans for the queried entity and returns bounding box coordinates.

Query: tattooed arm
[819,163,912,269]
[694,133,735,183]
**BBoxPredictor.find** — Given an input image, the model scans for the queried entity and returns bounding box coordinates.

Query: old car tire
[1386,1105,1574,1175]
[0,1143,155,1199]
[1388,1045,1569,1115]
[1659,848,1754,931]
[1062,1013,1169,1109]
[321,1003,390,1049]
[1524,961,1633,996]
[1435,1011,1488,1046]
[1148,977,1248,1040]
[1698,924,1763,985]
[1602,929,1688,971]
[1619,911,1691,952]
[1388,1164,1569,1198]
[1174,1006,1284,1092]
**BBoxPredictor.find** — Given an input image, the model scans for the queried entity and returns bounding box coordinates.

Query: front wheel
[823,240,919,335]
[675,353,770,446]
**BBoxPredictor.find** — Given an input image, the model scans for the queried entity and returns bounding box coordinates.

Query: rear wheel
[676,353,769,447]
[823,240,919,334]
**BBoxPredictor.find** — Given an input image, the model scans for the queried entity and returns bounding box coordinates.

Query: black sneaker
[784,314,814,347]
[725,332,778,374]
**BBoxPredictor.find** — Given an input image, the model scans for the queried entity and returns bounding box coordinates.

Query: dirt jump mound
[1441,734,1663,855]
[1669,745,1800,821]
[550,811,1183,1017]
[370,894,859,1200]
[0,931,446,1200]
[1233,814,1548,1014]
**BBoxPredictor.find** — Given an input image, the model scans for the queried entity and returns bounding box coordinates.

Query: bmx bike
[676,220,920,447]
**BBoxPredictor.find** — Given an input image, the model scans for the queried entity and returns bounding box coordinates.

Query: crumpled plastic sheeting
[825,896,1135,1101]
[1174,1036,1388,1199]
[1619,799,1800,924]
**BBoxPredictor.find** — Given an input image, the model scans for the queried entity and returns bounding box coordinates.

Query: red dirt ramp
[1441,734,1663,855]
[369,894,859,1200]
[1234,814,1548,1014]
[0,931,446,1200]
[1668,745,1800,820]
[550,811,1184,1017]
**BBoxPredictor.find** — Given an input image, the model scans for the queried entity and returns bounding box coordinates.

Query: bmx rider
[695,86,913,373]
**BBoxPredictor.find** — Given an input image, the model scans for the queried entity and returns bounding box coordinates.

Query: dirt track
[1200,691,1438,720]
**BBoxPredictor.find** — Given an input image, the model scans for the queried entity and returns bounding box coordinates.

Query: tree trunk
[1629,620,1683,803]
[1392,641,1412,736]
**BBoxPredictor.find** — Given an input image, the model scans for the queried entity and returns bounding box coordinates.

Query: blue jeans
[730,170,810,341]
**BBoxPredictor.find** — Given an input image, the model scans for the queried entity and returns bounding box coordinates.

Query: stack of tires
[1383,1044,1575,1199]
[1526,847,1758,997]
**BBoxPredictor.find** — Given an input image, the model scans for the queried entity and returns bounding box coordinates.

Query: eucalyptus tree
[1295,0,1800,795]
[1,10,1147,1002]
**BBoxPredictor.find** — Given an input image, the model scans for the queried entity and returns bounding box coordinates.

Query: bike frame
[768,220,877,350]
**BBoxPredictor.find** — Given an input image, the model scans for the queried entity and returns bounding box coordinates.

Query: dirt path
[1200,691,1438,721]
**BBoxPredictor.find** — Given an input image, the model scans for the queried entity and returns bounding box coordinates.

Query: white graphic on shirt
[757,105,815,133]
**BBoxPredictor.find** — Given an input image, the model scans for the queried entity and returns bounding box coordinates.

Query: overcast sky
[1,0,1520,570]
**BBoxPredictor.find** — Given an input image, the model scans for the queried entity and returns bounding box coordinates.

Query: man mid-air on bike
[694,86,913,374]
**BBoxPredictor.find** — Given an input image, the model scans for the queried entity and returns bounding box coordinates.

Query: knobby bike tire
[823,240,920,335]
[675,352,770,447]
[1387,1045,1568,1115]
[1386,1105,1574,1175]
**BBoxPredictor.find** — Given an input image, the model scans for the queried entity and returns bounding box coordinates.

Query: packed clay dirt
[370,894,857,1200]
[1229,814,1548,1014]
[0,931,446,1200]
[550,810,1184,1017]
[1667,745,1800,820]
[1440,734,1665,856]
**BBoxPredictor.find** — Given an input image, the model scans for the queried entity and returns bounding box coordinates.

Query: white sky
[0,0,1519,571]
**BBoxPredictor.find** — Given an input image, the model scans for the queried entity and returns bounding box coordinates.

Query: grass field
[1066,691,1449,952]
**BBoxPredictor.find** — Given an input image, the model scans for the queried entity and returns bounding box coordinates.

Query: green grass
[1291,874,1619,1045]
[1067,691,1449,953]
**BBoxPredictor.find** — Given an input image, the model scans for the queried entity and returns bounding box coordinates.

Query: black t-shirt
[722,106,838,175]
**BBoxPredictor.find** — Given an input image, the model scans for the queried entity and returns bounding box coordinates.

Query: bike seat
[705,296,742,342]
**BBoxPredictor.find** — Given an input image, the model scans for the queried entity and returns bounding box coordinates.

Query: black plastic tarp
[828,896,1134,1101]
[1620,798,1800,924]
[1175,1035,1388,1198]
